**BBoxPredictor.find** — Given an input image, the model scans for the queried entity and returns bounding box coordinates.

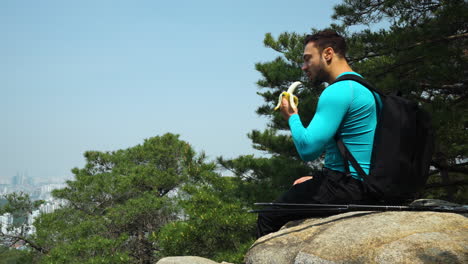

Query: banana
[274,81,302,111]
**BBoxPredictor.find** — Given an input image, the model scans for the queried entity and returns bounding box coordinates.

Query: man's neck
[327,62,354,83]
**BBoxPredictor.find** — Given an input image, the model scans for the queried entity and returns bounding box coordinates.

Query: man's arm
[283,84,352,161]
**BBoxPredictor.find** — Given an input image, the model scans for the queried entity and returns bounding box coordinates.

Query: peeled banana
[274,81,302,111]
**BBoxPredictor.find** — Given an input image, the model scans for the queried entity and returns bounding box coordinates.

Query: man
[256,30,381,238]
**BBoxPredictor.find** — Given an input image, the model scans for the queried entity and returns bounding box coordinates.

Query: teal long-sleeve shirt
[288,72,381,181]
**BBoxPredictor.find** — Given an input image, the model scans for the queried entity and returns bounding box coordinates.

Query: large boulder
[156,256,233,264]
[245,204,468,263]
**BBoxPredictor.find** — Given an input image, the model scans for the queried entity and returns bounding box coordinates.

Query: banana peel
[274,81,302,111]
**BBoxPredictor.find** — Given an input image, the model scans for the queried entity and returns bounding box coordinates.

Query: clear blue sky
[2,0,378,182]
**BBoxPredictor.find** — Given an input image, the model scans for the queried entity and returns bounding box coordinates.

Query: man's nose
[301,64,308,71]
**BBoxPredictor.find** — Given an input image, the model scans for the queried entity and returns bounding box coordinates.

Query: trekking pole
[249,202,468,214]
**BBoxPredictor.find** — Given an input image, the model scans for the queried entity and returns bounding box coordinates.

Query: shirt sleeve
[288,83,352,161]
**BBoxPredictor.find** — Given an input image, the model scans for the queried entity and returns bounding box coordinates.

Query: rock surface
[156,256,233,264]
[156,256,218,264]
[245,208,468,264]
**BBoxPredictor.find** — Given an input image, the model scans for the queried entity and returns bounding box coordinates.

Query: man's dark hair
[304,30,347,59]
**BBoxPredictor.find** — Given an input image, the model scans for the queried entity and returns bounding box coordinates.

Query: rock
[156,256,221,264]
[409,198,462,207]
[245,208,468,264]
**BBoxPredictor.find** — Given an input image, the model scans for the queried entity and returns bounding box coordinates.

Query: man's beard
[312,61,328,86]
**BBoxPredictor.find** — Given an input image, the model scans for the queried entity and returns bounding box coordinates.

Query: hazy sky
[2,0,380,183]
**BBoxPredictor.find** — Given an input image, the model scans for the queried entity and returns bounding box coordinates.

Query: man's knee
[256,212,284,238]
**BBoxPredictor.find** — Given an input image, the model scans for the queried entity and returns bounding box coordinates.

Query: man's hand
[280,97,298,121]
[293,176,313,185]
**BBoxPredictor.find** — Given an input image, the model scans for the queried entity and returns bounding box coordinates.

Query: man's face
[302,42,328,85]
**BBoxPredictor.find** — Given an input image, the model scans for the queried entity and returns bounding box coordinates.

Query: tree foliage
[1,133,257,263]
[0,134,214,263]
[0,245,35,264]
[156,174,256,263]
[0,192,44,254]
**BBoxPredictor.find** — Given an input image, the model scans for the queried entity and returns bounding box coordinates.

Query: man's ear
[323,47,334,62]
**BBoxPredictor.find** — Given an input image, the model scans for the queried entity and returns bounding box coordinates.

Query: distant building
[10,172,35,186]
[26,210,41,235]
[0,179,69,236]
[11,174,20,185]
[39,183,67,200]
[26,176,34,186]
[0,184,8,195]
[24,199,67,235]
[27,211,40,226]
[0,213,13,234]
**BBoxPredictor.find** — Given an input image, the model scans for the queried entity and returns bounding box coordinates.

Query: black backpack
[332,74,434,203]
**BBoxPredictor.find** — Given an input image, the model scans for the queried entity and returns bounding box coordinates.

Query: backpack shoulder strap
[332,74,384,97]
[333,74,383,119]
[335,133,381,195]
[331,74,382,194]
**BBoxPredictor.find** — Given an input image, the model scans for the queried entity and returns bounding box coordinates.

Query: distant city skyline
[0,171,63,185]
[0,180,68,239]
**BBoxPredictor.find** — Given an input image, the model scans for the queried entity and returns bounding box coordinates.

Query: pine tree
[24,133,213,263]
[2,133,258,263]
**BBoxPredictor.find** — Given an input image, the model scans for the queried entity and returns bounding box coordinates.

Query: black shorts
[256,168,377,238]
